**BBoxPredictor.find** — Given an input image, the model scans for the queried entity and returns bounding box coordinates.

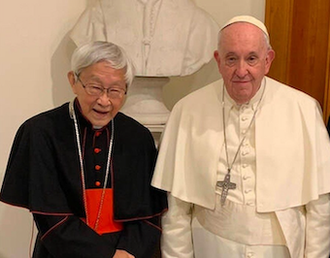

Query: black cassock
[0,101,167,258]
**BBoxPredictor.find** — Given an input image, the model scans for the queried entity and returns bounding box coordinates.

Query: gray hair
[71,41,135,88]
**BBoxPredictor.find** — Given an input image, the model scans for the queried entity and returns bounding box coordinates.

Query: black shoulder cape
[0,102,167,220]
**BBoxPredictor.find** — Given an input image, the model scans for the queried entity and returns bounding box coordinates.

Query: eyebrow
[224,52,237,57]
[224,51,259,57]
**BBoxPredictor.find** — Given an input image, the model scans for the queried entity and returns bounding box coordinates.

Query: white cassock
[152,77,330,258]
[70,0,219,77]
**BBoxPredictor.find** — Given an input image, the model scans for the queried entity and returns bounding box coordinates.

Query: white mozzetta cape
[152,77,330,212]
[70,0,219,76]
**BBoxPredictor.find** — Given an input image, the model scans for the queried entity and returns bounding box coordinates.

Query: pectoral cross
[217,169,236,206]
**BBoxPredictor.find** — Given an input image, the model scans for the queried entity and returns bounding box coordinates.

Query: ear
[265,49,275,75]
[214,50,221,71]
[68,71,78,94]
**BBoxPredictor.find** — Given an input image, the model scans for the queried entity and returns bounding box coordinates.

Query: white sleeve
[161,193,194,258]
[305,193,330,257]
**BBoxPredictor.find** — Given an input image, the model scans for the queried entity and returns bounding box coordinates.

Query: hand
[113,250,135,258]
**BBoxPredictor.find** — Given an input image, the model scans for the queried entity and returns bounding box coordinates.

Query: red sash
[83,189,123,235]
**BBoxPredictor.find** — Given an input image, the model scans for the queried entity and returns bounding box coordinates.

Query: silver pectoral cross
[217,169,236,206]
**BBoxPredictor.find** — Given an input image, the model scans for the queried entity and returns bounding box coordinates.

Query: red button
[95,131,102,137]
[95,165,101,171]
[94,148,101,154]
[95,181,101,187]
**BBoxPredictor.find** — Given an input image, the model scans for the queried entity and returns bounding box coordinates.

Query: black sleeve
[33,213,117,258]
[116,216,162,258]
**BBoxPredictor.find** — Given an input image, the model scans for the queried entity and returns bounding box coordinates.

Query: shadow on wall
[51,0,95,107]
[163,59,221,110]
[51,32,77,107]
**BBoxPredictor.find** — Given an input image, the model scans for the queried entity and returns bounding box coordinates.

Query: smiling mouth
[93,109,109,115]
[233,80,250,83]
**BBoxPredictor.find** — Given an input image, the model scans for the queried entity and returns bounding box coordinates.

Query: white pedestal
[121,76,170,144]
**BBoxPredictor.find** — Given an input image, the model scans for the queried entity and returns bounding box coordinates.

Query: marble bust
[70,0,219,77]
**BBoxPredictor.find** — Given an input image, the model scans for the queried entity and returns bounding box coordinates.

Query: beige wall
[0,0,264,257]
[0,1,86,257]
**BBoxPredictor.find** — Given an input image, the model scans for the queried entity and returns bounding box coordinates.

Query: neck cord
[222,79,266,175]
[69,100,114,231]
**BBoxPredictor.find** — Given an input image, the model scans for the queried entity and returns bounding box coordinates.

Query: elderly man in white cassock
[152,15,330,258]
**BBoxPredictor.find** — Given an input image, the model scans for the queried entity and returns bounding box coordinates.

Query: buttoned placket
[217,83,264,205]
[239,104,256,207]
[82,124,112,189]
[92,129,109,188]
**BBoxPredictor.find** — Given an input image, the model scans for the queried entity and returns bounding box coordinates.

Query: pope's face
[68,61,127,127]
[214,22,275,104]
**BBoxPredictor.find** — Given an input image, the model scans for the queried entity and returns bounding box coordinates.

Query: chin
[233,93,252,104]
[91,119,110,128]
[92,115,113,126]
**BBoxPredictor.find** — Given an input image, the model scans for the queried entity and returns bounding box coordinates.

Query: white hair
[71,41,135,88]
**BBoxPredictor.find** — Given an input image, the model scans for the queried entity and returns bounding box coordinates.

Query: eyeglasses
[75,74,127,99]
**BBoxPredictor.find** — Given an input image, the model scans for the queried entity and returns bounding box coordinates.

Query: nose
[97,91,111,106]
[235,60,249,78]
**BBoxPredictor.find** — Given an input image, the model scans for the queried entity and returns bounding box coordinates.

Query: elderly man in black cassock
[0,41,167,258]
